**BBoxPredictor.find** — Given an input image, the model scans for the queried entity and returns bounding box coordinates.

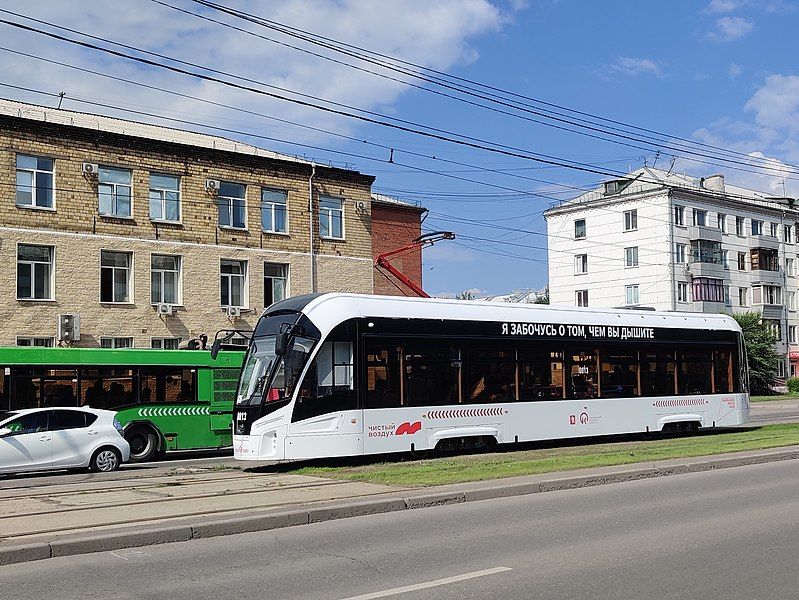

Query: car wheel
[125,426,159,462]
[90,447,121,472]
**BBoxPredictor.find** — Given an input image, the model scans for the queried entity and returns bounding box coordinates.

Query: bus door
[285,339,363,459]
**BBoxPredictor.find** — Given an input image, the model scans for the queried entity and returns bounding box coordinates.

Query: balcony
[749,235,780,250]
[760,304,784,320]
[691,300,727,313]
[751,269,784,286]
[688,225,722,242]
[688,248,726,278]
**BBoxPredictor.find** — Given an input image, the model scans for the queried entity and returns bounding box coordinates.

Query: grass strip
[293,424,799,487]
[751,394,799,403]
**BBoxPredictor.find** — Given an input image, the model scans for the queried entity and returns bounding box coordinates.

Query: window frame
[735,216,744,236]
[264,262,289,307]
[575,254,588,275]
[624,284,640,306]
[16,336,55,347]
[15,153,55,210]
[624,246,639,268]
[575,289,588,307]
[261,187,289,234]
[319,196,345,240]
[217,181,247,230]
[717,213,727,233]
[738,287,748,307]
[220,258,248,308]
[623,210,637,232]
[693,209,707,227]
[674,243,686,264]
[692,277,725,303]
[16,243,55,301]
[151,337,182,350]
[574,219,586,239]
[97,166,133,219]
[674,205,685,226]
[148,173,181,223]
[785,225,794,244]
[752,219,763,236]
[677,282,688,303]
[99,250,133,304]
[150,253,182,306]
[99,336,134,349]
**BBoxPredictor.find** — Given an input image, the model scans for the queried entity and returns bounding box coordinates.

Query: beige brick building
[0,99,377,348]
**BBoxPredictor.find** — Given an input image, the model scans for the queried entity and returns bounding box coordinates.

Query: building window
[16,337,54,347]
[625,247,639,267]
[690,240,722,264]
[752,285,782,305]
[693,209,707,227]
[625,284,640,306]
[319,196,344,239]
[752,219,763,236]
[722,249,729,269]
[677,282,688,303]
[575,254,588,275]
[736,216,744,236]
[98,166,132,218]
[217,181,246,229]
[674,243,686,264]
[692,277,724,303]
[739,287,748,307]
[264,262,288,307]
[623,210,637,231]
[766,320,782,341]
[574,219,586,239]
[770,222,779,237]
[151,337,182,350]
[790,326,797,344]
[717,213,727,233]
[576,289,588,307]
[100,250,132,303]
[221,259,247,307]
[789,291,797,311]
[787,258,795,277]
[785,225,794,243]
[17,244,54,301]
[149,173,180,222]
[151,254,181,305]
[674,206,685,226]
[750,248,779,271]
[100,337,134,349]
[16,154,54,209]
[261,188,288,234]
[738,252,747,271]
[724,286,731,306]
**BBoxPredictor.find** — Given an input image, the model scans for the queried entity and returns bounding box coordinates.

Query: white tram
[232,293,749,461]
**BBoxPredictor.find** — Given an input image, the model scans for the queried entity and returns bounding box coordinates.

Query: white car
[0,407,131,475]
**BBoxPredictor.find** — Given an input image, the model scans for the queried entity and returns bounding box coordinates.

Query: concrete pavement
[2,458,798,599]
[2,443,799,566]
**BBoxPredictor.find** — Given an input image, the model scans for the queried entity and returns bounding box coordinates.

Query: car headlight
[113,418,124,433]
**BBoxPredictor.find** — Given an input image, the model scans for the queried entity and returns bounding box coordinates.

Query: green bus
[0,346,244,462]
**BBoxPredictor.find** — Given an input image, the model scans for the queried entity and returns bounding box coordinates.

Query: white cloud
[599,57,663,79]
[709,15,754,40]
[728,63,743,77]
[705,0,794,13]
[744,74,799,134]
[706,0,744,13]
[0,0,510,151]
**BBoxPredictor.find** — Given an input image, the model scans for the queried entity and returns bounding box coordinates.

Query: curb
[3,445,799,566]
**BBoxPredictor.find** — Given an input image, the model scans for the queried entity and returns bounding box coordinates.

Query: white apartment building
[545,167,799,378]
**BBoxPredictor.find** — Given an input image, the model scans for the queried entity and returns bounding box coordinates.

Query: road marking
[339,566,512,600]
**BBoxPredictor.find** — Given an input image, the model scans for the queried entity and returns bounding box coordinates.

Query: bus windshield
[236,335,316,406]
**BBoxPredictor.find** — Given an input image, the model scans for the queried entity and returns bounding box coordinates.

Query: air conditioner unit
[57,313,81,342]
[205,179,220,191]
[156,303,173,316]
[227,306,242,318]
[82,162,99,176]
[355,200,366,212]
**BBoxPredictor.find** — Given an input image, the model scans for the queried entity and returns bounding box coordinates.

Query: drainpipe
[309,162,316,293]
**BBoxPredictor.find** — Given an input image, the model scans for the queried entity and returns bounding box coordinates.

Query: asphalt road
[748,401,799,425]
[2,459,798,599]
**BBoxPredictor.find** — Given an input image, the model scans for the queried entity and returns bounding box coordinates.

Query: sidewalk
[2,444,799,566]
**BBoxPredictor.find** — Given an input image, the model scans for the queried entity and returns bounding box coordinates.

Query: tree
[733,312,780,394]
[533,287,550,304]
[456,290,475,300]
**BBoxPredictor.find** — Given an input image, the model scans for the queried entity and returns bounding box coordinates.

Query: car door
[0,411,52,473]
[51,410,98,468]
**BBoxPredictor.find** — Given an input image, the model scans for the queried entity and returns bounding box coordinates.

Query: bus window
[640,349,676,397]
[140,368,196,403]
[678,349,712,395]
[518,349,563,400]
[600,350,639,398]
[365,343,401,408]
[10,368,42,410]
[567,349,598,399]
[0,370,6,410]
[41,370,78,407]
[467,346,516,403]
[80,368,135,409]
[713,348,732,394]
[404,344,461,407]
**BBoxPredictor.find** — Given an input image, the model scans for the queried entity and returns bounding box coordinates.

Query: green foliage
[733,312,780,395]
[533,287,550,304]
[456,290,475,300]
[788,377,799,393]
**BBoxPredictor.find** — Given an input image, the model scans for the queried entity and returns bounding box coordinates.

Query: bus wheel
[125,426,160,462]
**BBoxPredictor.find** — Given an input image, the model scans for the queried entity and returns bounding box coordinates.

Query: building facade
[0,99,382,348]
[370,193,426,296]
[545,167,799,378]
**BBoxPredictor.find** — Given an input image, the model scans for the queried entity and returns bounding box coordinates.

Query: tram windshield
[236,334,316,406]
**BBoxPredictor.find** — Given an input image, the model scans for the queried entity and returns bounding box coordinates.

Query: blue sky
[1,0,798,296]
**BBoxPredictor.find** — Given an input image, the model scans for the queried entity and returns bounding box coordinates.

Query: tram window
[366,344,402,408]
[404,344,461,407]
[600,350,639,398]
[518,349,564,400]
[566,349,599,399]
[678,349,712,395]
[293,339,356,422]
[467,346,516,403]
[713,348,733,394]
[80,368,136,409]
[140,368,195,404]
[640,349,676,397]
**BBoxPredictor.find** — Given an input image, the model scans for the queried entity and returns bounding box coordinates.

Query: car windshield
[236,336,277,406]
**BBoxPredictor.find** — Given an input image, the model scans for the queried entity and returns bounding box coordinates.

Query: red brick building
[370,193,427,296]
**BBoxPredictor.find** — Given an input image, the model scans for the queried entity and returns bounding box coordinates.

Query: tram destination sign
[501,322,655,341]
